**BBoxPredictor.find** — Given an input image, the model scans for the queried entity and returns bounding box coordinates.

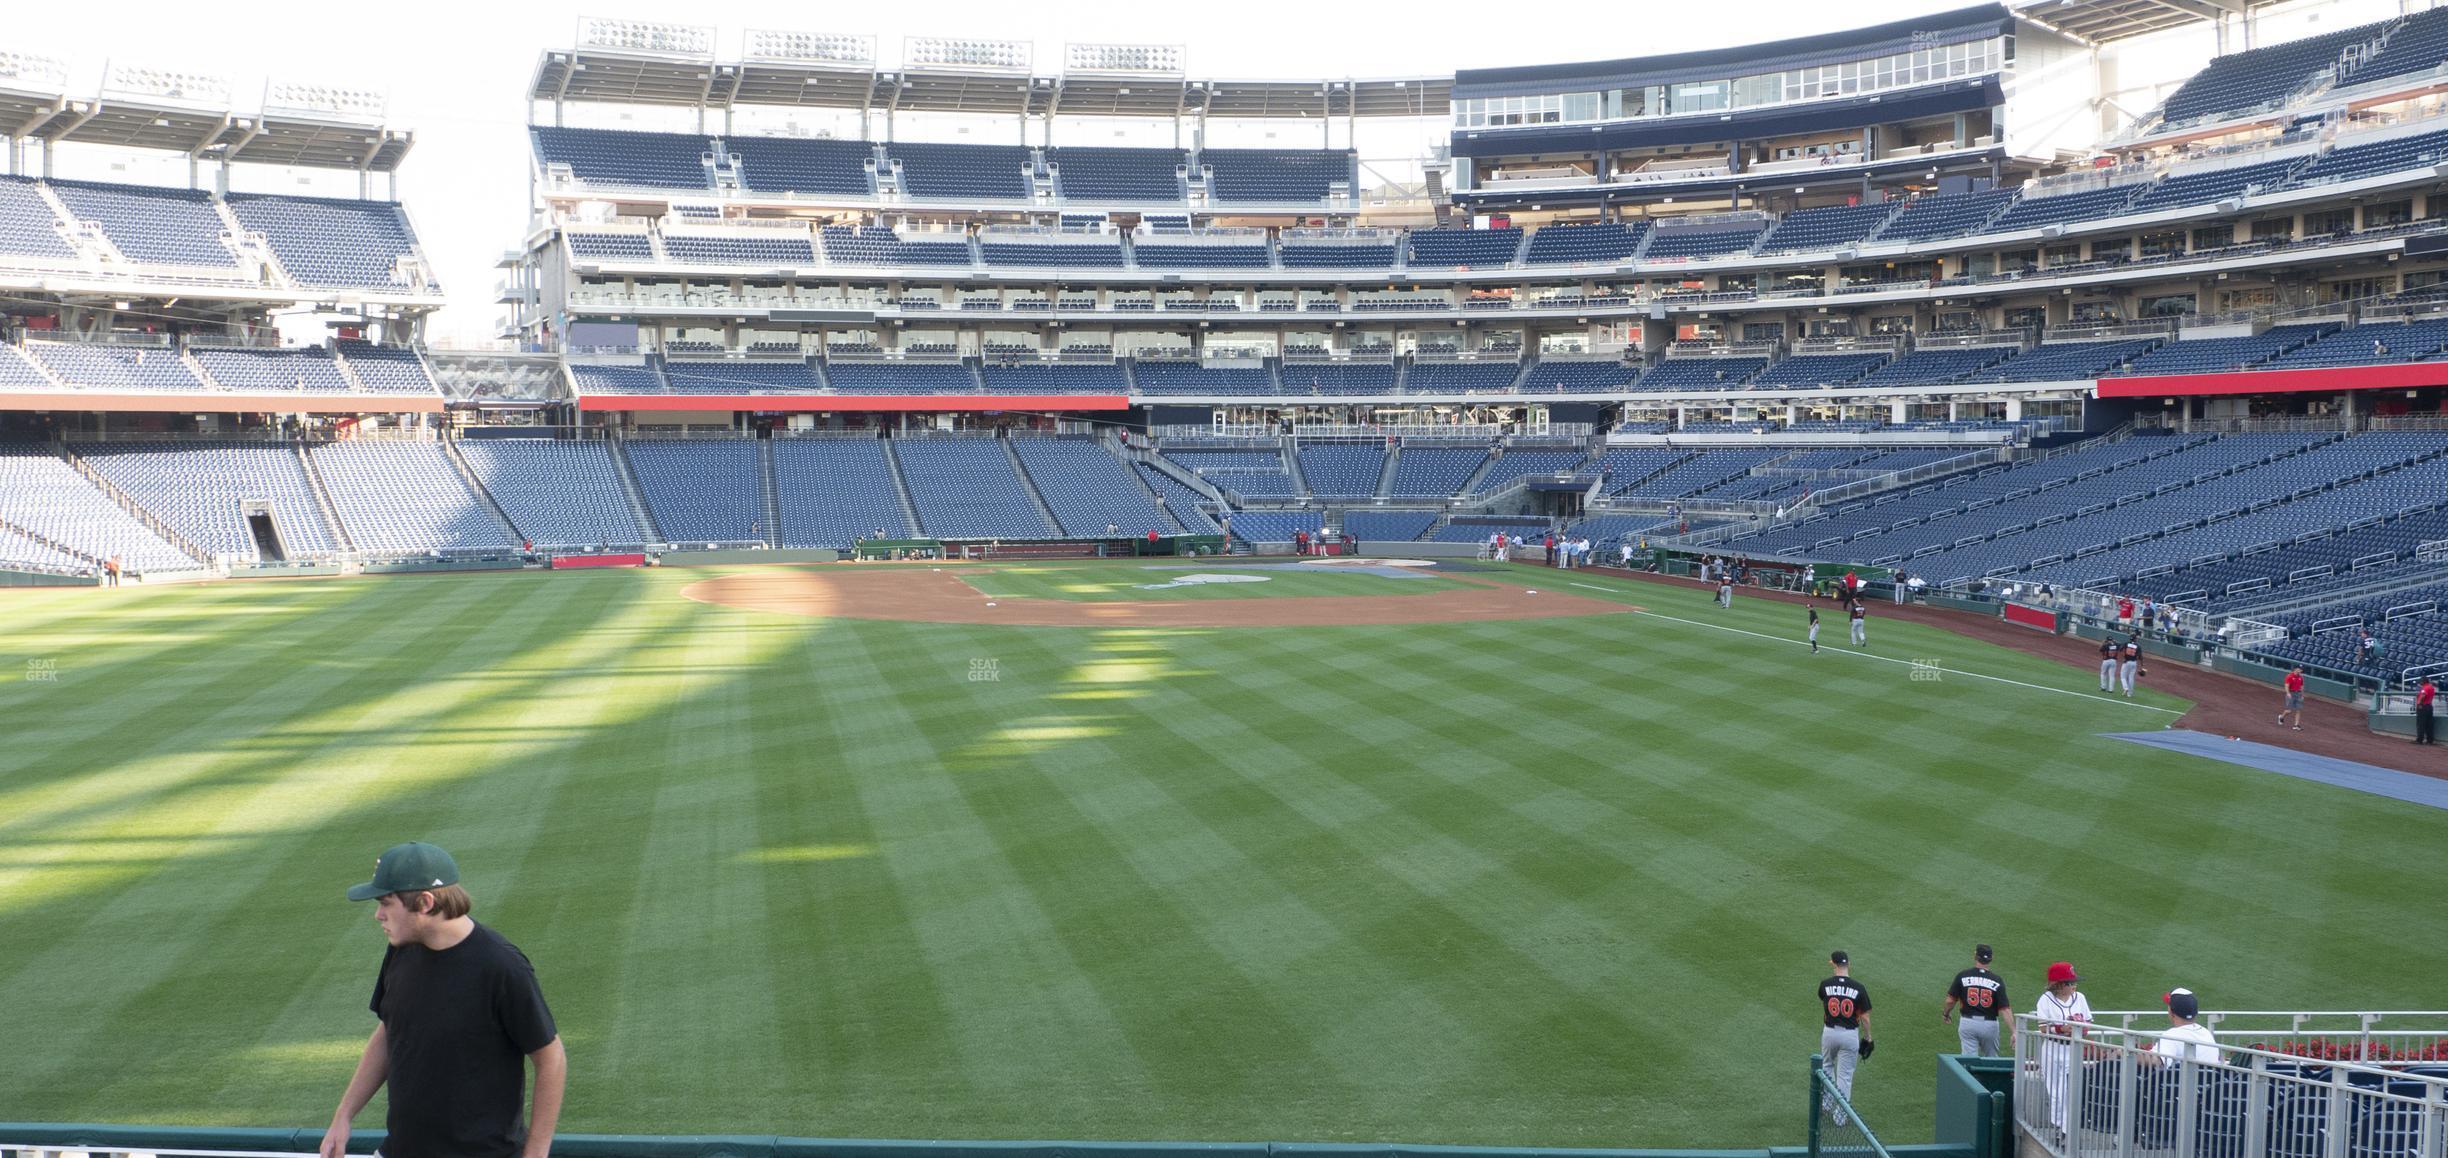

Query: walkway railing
[1809,1054,1894,1158]
[2010,1012,2448,1158]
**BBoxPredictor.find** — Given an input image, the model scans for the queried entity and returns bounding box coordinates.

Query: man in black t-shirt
[1818,950,1874,1123]
[322,842,566,1158]
[1941,943,2013,1057]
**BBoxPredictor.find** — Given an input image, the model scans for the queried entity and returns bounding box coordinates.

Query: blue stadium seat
[772,438,918,547]
[1644,224,1765,259]
[1407,227,1523,268]
[1296,444,1386,498]
[1388,446,1492,498]
[51,181,236,268]
[625,440,767,543]
[530,127,711,190]
[73,441,340,561]
[887,141,1032,200]
[456,440,648,548]
[1202,148,1352,203]
[893,438,1058,538]
[1872,189,2015,242]
[309,441,514,555]
[727,136,876,197]
[0,176,77,259]
[1049,147,1186,202]
[226,194,430,290]
[1521,221,1646,265]
[1010,437,1183,536]
[1756,202,1898,253]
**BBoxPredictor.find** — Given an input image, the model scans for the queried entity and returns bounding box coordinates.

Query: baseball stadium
[1,4,2445,1158]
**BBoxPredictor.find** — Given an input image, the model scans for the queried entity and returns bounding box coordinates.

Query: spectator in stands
[2117,596,2136,630]
[2141,597,2158,633]
[2358,630,2379,666]
[2414,677,2436,745]
[326,842,565,1158]
[2137,989,2220,1067]
[2034,962,2091,1142]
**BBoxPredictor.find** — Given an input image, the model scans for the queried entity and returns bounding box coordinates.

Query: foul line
[1554,578,2182,715]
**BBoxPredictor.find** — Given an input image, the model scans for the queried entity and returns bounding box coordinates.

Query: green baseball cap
[346,842,460,902]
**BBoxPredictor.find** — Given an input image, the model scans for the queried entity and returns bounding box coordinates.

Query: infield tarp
[2104,731,2448,812]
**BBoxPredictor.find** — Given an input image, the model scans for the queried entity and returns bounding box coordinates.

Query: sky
[5,0,2340,343]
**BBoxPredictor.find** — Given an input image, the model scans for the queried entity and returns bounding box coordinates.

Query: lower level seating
[455,440,648,548]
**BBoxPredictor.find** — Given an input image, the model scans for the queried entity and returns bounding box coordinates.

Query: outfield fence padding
[0,1127,1976,1158]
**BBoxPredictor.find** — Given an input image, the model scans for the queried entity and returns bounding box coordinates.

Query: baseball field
[1,559,2439,1147]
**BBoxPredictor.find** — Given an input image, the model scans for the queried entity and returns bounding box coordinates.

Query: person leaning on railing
[2138,988,2221,1066]
[322,843,566,1158]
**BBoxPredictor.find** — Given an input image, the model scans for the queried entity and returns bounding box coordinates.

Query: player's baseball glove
[1859,1040,1877,1058]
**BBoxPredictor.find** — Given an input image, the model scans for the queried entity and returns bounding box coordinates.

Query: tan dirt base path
[680,565,1635,628]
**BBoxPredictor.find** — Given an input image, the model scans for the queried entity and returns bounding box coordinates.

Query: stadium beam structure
[2008,0,2256,50]
[527,23,1448,149]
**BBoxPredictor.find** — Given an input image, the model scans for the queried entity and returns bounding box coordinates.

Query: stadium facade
[1,2,2447,694]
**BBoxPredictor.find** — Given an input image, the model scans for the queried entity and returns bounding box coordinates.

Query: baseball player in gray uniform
[1818,950,1875,1123]
[1941,944,2012,1057]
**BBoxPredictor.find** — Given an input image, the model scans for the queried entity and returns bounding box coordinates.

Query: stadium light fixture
[102,62,230,106]
[264,80,388,123]
[1064,43,1185,74]
[906,36,1030,71]
[576,16,715,58]
[745,30,875,66]
[0,51,70,92]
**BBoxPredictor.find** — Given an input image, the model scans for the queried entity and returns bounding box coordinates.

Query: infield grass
[0,562,2439,1147]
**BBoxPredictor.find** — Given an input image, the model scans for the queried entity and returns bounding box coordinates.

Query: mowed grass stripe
[0,572,601,1117]
[1081,624,1670,1144]
[575,580,798,1126]
[211,571,698,1120]
[953,626,1366,1131]
[1195,624,1828,1143]
[0,576,479,803]
[801,621,1154,1123]
[1,569,2444,1147]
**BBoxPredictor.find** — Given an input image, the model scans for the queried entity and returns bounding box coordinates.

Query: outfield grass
[1,563,2441,1147]
[959,561,1465,601]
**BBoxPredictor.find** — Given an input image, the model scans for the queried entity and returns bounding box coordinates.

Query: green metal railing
[1808,1053,1894,1158]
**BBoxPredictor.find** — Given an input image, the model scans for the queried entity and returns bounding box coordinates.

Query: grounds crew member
[1941,943,2011,1057]
[323,842,566,1158]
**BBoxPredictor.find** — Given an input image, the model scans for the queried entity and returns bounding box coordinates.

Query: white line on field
[1547,577,2184,715]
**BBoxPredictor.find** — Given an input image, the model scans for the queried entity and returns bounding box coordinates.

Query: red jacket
[2420,682,2437,707]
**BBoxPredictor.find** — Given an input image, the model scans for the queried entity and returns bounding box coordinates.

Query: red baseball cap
[2047,961,2080,984]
